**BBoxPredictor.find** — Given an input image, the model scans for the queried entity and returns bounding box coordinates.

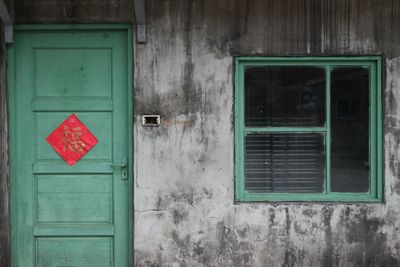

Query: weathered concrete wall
[9,0,400,266]
[0,23,10,267]
[133,1,400,266]
[14,0,134,23]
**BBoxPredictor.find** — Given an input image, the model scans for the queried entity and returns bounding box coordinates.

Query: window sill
[235,192,383,203]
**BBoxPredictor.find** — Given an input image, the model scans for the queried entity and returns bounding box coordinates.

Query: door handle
[112,158,128,180]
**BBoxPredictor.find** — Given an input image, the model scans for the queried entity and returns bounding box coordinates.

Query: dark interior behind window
[245,67,325,127]
[331,67,370,192]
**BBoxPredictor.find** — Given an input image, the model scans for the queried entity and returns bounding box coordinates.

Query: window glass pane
[245,133,325,193]
[331,67,370,192]
[245,67,325,127]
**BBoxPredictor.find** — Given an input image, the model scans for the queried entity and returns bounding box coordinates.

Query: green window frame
[234,56,382,202]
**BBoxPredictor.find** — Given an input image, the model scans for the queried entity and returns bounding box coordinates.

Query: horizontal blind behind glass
[244,133,325,193]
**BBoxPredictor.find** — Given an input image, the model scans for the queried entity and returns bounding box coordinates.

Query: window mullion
[325,65,332,194]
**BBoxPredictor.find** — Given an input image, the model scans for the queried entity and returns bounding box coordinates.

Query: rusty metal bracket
[133,0,146,43]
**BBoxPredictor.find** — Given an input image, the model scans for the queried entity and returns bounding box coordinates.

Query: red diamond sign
[46,114,98,166]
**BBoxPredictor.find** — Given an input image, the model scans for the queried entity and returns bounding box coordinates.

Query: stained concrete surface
[133,1,400,266]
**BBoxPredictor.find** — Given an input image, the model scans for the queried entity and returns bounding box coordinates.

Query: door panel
[11,27,131,266]
[36,238,113,266]
[35,112,113,160]
[35,48,112,98]
[35,174,113,223]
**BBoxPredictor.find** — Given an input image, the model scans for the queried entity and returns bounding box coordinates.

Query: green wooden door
[9,25,132,266]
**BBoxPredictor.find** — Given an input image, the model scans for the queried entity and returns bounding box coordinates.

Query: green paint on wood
[36,175,113,223]
[36,238,113,266]
[8,25,132,266]
[35,49,112,98]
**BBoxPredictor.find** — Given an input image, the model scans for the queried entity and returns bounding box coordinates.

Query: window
[235,57,382,202]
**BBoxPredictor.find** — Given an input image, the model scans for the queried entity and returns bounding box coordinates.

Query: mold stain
[322,207,338,267]
[346,213,398,266]
[171,209,188,225]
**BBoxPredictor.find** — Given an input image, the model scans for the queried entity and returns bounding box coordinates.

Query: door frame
[7,24,133,266]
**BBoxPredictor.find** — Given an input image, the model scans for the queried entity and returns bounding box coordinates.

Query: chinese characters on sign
[46,114,98,165]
